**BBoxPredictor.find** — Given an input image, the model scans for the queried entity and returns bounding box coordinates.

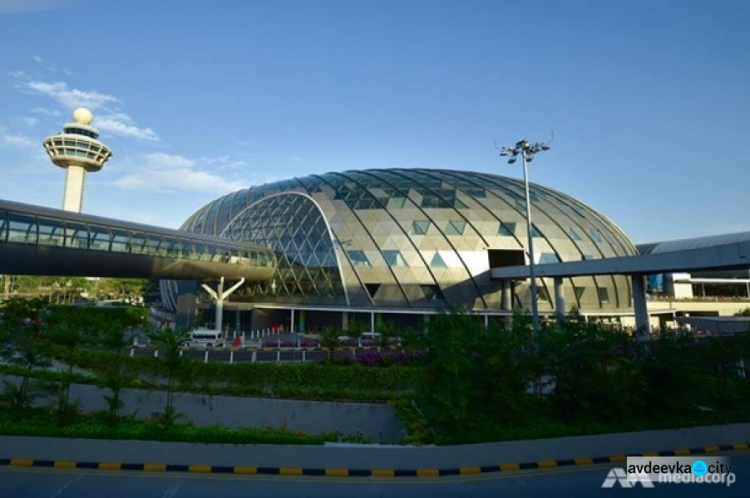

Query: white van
[188,328,223,348]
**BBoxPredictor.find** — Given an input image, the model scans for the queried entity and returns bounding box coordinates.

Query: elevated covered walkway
[490,231,750,332]
[0,199,276,281]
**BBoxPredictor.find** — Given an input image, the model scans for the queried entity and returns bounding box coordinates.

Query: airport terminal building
[161,169,642,333]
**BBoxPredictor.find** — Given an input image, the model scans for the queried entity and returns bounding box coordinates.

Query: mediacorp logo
[602,456,737,488]
[601,468,654,488]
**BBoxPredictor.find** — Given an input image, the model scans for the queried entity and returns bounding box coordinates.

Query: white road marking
[162,482,182,498]
[48,475,82,498]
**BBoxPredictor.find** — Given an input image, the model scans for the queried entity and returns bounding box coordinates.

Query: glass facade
[221,194,345,305]
[180,169,639,311]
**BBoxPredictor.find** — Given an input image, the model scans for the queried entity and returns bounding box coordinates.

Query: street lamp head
[496,133,553,166]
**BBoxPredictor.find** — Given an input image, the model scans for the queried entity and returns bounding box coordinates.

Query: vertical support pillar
[370,312,376,333]
[290,308,295,334]
[216,299,224,334]
[299,310,306,333]
[500,280,511,311]
[235,309,241,333]
[342,311,349,331]
[554,276,565,328]
[484,314,489,328]
[632,274,649,339]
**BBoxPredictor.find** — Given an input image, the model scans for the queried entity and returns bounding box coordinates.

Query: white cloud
[16,78,159,141]
[21,117,39,127]
[1,133,36,148]
[96,114,159,141]
[111,153,246,194]
[202,154,248,170]
[31,54,72,75]
[31,107,61,116]
[21,80,119,110]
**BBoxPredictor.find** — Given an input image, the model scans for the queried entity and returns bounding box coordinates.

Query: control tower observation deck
[43,108,112,213]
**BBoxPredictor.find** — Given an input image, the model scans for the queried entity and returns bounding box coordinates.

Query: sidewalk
[1,423,748,473]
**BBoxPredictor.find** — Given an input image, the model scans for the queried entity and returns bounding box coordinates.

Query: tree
[320,326,339,360]
[94,278,147,301]
[378,320,398,349]
[0,297,51,420]
[1,344,50,419]
[347,319,366,347]
[146,326,190,429]
[537,317,635,423]
[97,317,133,425]
[42,307,110,426]
[420,312,482,434]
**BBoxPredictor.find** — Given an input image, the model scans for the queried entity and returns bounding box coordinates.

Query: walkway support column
[554,276,565,328]
[500,280,511,311]
[201,277,245,336]
[631,273,649,338]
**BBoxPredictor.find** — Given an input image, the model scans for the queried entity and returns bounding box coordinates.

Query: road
[3,453,749,497]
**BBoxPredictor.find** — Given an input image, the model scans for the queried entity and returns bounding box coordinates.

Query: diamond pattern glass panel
[411,220,430,235]
[365,283,380,298]
[445,220,466,235]
[348,250,371,267]
[499,222,516,236]
[382,250,409,268]
[222,194,345,303]
[420,284,444,302]
[430,252,447,268]
[598,287,610,304]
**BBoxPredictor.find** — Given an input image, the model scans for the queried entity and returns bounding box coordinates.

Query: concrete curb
[3,442,747,478]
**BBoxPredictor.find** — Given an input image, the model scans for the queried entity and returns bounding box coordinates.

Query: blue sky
[0,0,748,243]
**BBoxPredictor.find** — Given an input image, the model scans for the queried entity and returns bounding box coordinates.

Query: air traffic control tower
[43,108,112,212]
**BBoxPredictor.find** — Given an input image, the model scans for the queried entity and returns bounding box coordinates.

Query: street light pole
[521,149,541,335]
[495,135,553,338]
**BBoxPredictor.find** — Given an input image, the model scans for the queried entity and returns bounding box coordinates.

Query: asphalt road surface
[3,453,749,498]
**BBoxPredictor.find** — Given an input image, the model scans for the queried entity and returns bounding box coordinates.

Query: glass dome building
[166,169,637,327]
